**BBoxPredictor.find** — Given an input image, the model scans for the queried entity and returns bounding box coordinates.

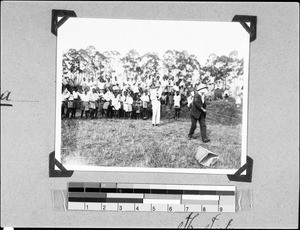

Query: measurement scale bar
[67,182,236,213]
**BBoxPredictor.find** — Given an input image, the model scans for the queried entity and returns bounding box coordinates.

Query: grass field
[61,117,242,169]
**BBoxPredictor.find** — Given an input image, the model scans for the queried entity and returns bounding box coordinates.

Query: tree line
[62,46,244,97]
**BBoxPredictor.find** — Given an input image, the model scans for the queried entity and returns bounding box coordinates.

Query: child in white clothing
[125,92,134,119]
[174,91,181,120]
[72,88,79,118]
[89,88,98,119]
[111,92,121,118]
[66,88,74,119]
[62,87,70,118]
[141,90,150,119]
[119,90,126,119]
[79,88,90,118]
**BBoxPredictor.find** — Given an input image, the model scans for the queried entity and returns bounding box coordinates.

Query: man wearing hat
[188,83,210,143]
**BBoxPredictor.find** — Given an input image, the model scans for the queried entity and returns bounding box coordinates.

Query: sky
[57,18,250,65]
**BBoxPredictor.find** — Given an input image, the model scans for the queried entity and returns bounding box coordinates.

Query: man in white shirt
[150,84,162,126]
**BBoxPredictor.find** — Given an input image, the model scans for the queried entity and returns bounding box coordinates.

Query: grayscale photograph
[55,18,250,174]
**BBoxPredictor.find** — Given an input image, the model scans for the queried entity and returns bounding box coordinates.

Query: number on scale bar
[71,202,233,212]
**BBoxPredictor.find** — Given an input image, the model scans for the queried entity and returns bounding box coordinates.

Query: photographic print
[55,18,250,174]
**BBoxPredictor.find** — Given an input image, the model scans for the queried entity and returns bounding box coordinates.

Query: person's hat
[197,83,208,91]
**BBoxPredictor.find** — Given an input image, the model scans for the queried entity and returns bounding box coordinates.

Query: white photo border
[55,18,250,175]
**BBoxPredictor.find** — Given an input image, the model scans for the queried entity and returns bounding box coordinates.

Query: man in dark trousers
[188,83,210,143]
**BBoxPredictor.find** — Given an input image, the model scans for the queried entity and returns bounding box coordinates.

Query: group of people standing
[61,83,191,125]
[61,82,211,143]
[62,68,212,142]
[62,86,149,120]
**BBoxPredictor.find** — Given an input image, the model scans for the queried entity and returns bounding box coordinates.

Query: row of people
[61,85,193,121]
[63,71,196,97]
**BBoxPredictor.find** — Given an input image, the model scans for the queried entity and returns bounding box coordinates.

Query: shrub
[206,99,242,125]
[160,98,242,126]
